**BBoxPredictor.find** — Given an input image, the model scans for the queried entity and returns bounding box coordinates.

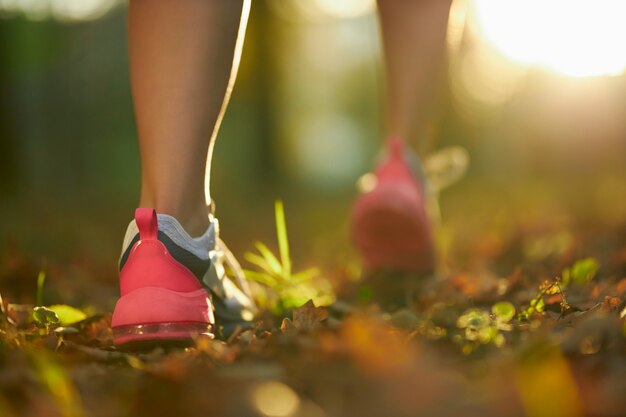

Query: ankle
[172,210,211,237]
[139,197,210,237]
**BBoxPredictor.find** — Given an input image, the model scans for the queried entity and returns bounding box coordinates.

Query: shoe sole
[113,322,213,349]
[352,184,435,272]
[112,287,214,347]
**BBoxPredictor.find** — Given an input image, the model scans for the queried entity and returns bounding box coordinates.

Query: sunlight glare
[252,381,300,417]
[472,0,626,77]
[309,0,375,19]
[50,0,118,22]
[459,46,525,105]
[0,0,120,21]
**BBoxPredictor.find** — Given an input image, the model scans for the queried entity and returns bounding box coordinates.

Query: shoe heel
[112,287,214,346]
[352,183,435,272]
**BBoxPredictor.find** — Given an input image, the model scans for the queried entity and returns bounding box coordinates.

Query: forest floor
[1,177,625,417]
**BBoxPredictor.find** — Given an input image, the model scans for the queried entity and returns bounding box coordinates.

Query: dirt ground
[1,177,625,417]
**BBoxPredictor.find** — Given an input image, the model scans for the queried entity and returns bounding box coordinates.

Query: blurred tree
[0,21,17,196]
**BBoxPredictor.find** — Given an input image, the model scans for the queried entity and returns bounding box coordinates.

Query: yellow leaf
[47,305,87,325]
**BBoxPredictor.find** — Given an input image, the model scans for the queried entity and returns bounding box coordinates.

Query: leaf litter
[0,201,625,417]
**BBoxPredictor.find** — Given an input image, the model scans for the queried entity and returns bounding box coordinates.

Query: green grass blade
[290,268,319,284]
[36,270,46,307]
[275,200,291,278]
[244,252,275,274]
[254,242,282,275]
[242,269,279,287]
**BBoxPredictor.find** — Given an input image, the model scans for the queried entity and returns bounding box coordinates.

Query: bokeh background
[2,0,626,306]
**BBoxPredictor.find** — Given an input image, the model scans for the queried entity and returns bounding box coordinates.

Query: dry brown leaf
[340,315,413,375]
[292,300,328,332]
[601,296,621,313]
[450,273,499,298]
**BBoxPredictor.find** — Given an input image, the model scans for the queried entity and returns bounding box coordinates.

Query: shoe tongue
[135,208,158,240]
[387,137,405,157]
[386,137,428,185]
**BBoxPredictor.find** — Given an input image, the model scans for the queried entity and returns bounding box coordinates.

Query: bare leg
[377,0,452,152]
[129,0,249,236]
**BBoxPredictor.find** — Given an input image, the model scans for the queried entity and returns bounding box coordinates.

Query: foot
[351,138,435,273]
[111,208,256,347]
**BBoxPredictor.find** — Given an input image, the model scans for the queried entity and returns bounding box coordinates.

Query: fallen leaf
[601,296,621,313]
[292,300,328,332]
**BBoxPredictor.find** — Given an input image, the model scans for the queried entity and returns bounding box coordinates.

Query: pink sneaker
[111,208,215,347]
[351,138,435,273]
